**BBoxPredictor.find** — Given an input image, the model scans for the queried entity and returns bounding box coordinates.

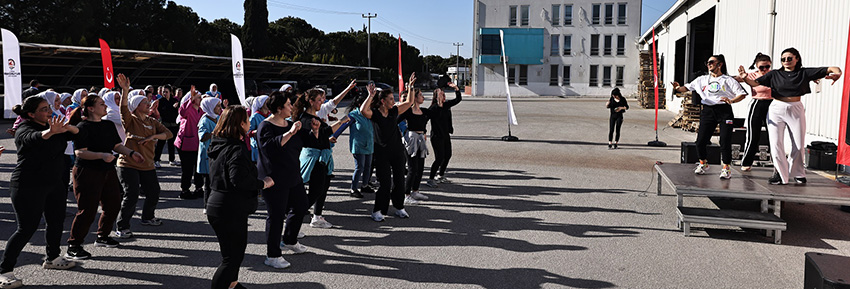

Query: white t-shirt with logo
[684,74,748,105]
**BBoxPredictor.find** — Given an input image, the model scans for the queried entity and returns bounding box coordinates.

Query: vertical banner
[99,39,114,89]
[231,34,246,106]
[398,35,404,93]
[499,30,518,126]
[837,20,850,166]
[2,28,22,118]
[652,29,659,131]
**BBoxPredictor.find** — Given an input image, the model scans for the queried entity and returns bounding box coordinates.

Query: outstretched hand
[737,65,748,79]
[48,116,68,135]
[367,82,377,96]
[116,73,131,90]
[825,73,842,85]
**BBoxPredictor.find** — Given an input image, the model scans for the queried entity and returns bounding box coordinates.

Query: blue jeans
[352,154,373,191]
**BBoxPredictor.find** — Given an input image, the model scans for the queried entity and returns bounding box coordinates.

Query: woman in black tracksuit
[207,105,273,289]
[426,82,462,188]
[606,88,628,149]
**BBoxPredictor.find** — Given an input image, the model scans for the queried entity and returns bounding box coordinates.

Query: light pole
[362,13,377,80]
[453,42,464,85]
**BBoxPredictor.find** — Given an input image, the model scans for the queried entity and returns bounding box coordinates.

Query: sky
[172,0,677,58]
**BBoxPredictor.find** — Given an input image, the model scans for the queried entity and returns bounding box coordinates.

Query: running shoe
[280,242,308,254]
[349,189,364,198]
[94,236,119,248]
[310,216,333,228]
[371,211,385,222]
[768,171,784,185]
[404,196,419,205]
[169,160,181,166]
[425,179,439,188]
[613,143,619,149]
[113,229,134,239]
[42,256,76,270]
[298,231,306,239]
[740,166,752,172]
[140,218,162,226]
[795,177,807,184]
[264,256,291,269]
[719,167,732,179]
[411,191,429,200]
[437,176,452,183]
[694,163,708,175]
[360,186,375,194]
[394,209,410,219]
[64,246,91,260]
[154,161,161,169]
[608,144,613,150]
[0,272,22,289]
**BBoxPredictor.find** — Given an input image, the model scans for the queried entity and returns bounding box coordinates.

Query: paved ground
[0,96,849,288]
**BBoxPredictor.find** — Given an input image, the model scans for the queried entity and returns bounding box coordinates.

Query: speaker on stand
[804,252,850,289]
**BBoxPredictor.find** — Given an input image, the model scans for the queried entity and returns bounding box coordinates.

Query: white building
[639,0,849,143]
[447,66,471,85]
[472,0,642,97]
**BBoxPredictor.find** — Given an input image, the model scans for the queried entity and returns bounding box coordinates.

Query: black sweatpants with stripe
[741,99,772,166]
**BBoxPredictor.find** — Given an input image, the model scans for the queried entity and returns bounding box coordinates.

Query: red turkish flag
[398,35,404,92]
[837,20,850,166]
[99,39,114,89]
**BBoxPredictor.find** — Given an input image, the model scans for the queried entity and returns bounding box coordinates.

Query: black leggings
[696,104,734,165]
[262,183,308,257]
[608,115,623,142]
[155,125,179,162]
[405,154,426,194]
[742,99,772,166]
[0,183,66,273]
[307,162,330,216]
[207,211,248,289]
[178,149,203,192]
[429,135,452,179]
[374,148,406,214]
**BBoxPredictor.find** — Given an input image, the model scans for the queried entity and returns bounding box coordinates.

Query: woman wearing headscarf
[67,89,87,115]
[206,83,222,100]
[175,87,205,199]
[248,95,270,162]
[39,91,63,118]
[0,96,80,289]
[59,93,73,115]
[114,75,174,239]
[198,97,223,205]
[102,91,127,144]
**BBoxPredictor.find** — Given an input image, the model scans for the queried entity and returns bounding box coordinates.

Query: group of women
[669,48,842,184]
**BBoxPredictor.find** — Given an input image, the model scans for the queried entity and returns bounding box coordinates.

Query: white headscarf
[128,89,144,98]
[60,93,72,104]
[38,91,62,116]
[98,87,111,97]
[72,89,86,104]
[129,95,147,112]
[102,91,126,142]
[252,95,268,116]
[200,97,222,119]
[176,92,193,125]
[245,96,256,111]
[279,84,292,92]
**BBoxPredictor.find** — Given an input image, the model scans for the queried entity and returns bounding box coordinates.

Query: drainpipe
[768,0,777,57]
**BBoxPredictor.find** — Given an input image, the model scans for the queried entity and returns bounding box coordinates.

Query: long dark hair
[212,105,249,139]
[431,88,442,106]
[68,94,101,125]
[710,54,729,75]
[12,96,46,120]
[293,88,324,118]
[781,47,802,70]
[347,92,368,113]
[749,52,772,70]
[371,88,394,109]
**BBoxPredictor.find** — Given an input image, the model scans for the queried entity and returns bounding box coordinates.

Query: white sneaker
[297,231,306,239]
[371,211,385,222]
[264,256,291,269]
[694,163,708,175]
[0,272,22,289]
[42,256,77,270]
[720,167,732,179]
[113,229,133,239]
[280,242,308,254]
[404,196,419,205]
[394,209,410,218]
[425,179,439,188]
[411,191,429,200]
[310,216,333,228]
[169,160,181,166]
[437,176,452,183]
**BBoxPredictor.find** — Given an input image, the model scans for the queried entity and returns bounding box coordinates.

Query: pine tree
[243,0,269,58]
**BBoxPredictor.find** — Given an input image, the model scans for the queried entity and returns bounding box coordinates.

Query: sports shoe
[694,163,708,175]
[411,191,429,200]
[608,144,613,149]
[371,211,385,222]
[113,229,134,239]
[179,190,197,200]
[65,246,91,260]
[280,242,308,254]
[310,216,333,228]
[169,160,181,166]
[394,209,410,219]
[360,186,375,194]
[350,189,364,198]
[42,256,77,270]
[740,166,752,172]
[437,176,452,183]
[154,161,162,169]
[140,218,162,226]
[613,143,619,149]
[719,167,732,179]
[795,177,807,184]
[298,231,306,239]
[768,171,784,185]
[264,256,291,269]
[0,272,22,289]
[94,236,119,248]
[404,196,419,205]
[425,179,439,188]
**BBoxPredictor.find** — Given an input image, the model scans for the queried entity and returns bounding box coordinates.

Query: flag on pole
[652,29,659,131]
[499,30,518,126]
[231,34,246,106]
[837,20,850,166]
[99,39,114,89]
[398,35,404,92]
[2,28,22,118]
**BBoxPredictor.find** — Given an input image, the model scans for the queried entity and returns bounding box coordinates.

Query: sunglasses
[706,60,717,65]
[758,65,771,70]
[781,57,795,62]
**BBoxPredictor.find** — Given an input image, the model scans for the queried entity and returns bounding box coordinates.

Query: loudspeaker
[681,142,721,164]
[804,252,850,289]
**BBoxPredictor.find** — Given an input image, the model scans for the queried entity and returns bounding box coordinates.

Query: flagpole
[647,28,666,147]
[499,30,518,142]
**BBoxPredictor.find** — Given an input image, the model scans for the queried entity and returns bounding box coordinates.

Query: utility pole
[362,13,377,80]
[453,42,464,85]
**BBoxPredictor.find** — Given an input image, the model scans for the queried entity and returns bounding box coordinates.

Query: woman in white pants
[739,48,842,185]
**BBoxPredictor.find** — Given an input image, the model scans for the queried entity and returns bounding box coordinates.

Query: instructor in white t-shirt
[671,54,748,180]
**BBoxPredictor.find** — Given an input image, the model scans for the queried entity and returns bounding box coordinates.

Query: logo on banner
[106,67,113,83]
[4,59,20,77]
[235,61,242,72]
[7,59,14,70]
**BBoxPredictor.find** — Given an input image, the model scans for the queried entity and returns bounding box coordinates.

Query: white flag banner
[499,30,518,126]
[231,34,246,106]
[2,28,22,118]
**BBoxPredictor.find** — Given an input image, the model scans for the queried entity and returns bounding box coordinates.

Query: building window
[617,35,625,56]
[589,65,598,87]
[564,5,573,25]
[550,65,559,86]
[520,5,530,26]
[605,3,614,25]
[563,35,572,56]
[481,34,501,55]
[551,34,559,56]
[551,5,560,25]
[590,34,599,56]
[508,65,516,84]
[519,65,528,85]
[563,65,571,86]
[509,6,517,26]
[618,3,627,25]
[616,66,625,87]
[603,66,612,86]
[592,4,601,25]
[603,35,612,55]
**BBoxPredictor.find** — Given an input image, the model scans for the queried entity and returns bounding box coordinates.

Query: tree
[243,0,269,58]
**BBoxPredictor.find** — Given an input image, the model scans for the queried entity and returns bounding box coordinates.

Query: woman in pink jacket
[174,86,204,199]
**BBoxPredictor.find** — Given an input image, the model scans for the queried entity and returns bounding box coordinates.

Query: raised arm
[444,82,463,107]
[396,73,417,115]
[360,83,376,119]
[330,79,357,106]
[738,65,760,87]
[825,67,843,85]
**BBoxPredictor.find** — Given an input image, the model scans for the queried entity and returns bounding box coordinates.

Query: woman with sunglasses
[735,53,774,171]
[672,55,748,179]
[739,48,842,185]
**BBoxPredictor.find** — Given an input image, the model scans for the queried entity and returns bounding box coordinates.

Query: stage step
[676,206,787,244]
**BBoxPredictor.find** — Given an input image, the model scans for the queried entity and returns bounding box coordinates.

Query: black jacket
[208,136,264,197]
[429,90,462,137]
[22,87,39,99]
